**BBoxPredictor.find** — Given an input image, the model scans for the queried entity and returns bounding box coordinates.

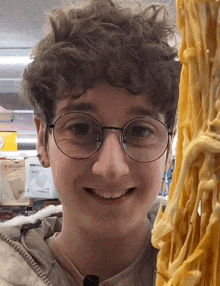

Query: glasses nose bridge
[102,126,123,132]
[100,126,125,150]
[101,126,124,141]
[99,126,126,160]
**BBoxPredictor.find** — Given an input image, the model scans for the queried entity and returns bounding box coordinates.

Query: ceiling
[0,0,179,111]
[0,0,73,48]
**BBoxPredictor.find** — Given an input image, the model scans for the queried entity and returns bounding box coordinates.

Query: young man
[0,1,181,285]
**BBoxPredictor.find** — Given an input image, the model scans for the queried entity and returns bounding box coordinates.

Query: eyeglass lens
[53,113,169,162]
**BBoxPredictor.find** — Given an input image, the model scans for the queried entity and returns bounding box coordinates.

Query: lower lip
[85,188,135,205]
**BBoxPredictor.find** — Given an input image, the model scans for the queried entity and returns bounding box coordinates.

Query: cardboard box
[0,160,31,206]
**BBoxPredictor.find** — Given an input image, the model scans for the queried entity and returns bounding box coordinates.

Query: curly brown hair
[21,0,181,130]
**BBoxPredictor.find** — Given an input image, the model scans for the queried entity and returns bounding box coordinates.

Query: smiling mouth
[84,187,136,200]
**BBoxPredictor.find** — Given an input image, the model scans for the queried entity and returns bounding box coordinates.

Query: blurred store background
[0,0,179,221]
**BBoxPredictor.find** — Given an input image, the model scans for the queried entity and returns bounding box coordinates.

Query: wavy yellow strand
[151,0,220,285]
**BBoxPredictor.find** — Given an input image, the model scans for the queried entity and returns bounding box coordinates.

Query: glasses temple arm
[168,131,173,136]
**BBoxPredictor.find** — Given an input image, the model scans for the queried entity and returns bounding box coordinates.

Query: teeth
[93,189,127,199]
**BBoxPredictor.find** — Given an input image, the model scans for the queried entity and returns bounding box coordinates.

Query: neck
[55,211,150,282]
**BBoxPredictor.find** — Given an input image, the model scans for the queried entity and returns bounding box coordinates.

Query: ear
[34,116,50,168]
[164,131,176,173]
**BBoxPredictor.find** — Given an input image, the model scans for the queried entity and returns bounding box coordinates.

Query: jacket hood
[0,205,64,286]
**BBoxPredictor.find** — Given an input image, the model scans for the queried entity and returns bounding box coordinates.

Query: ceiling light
[0,56,33,65]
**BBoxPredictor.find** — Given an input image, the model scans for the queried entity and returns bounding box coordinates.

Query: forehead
[55,83,165,123]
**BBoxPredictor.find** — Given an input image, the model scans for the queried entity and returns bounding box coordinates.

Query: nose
[92,131,129,182]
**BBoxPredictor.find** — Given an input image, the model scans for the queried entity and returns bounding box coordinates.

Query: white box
[25,156,58,199]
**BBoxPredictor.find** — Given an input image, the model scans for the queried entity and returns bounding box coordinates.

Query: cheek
[51,159,72,186]
[50,158,89,206]
[47,141,79,197]
[142,154,166,193]
[48,141,93,204]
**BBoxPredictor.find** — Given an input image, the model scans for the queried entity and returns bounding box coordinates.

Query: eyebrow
[57,102,97,115]
[57,103,158,120]
[126,106,156,117]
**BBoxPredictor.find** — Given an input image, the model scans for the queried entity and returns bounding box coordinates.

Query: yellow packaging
[0,132,17,152]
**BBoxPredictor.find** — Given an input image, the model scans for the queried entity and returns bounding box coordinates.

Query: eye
[123,119,159,148]
[129,125,154,138]
[125,124,155,140]
[68,123,92,136]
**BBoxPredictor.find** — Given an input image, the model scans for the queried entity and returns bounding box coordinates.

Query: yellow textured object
[151,0,220,285]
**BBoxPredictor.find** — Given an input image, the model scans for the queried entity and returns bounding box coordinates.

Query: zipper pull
[83,275,99,286]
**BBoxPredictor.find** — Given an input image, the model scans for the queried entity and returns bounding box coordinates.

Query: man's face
[36,83,170,237]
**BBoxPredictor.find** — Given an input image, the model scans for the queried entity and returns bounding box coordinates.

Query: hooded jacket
[0,197,166,286]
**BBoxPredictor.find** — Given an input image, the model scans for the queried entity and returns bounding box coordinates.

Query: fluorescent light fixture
[0,56,33,65]
[16,138,37,144]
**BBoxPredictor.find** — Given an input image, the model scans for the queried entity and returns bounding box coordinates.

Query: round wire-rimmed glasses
[47,112,173,163]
